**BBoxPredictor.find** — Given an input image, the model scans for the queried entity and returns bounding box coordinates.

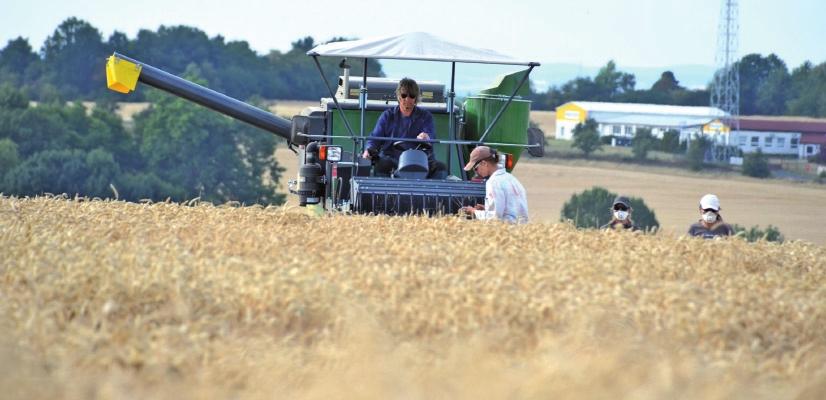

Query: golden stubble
[1,195,825,399]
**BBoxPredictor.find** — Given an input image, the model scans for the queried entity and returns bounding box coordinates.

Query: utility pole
[710,0,739,161]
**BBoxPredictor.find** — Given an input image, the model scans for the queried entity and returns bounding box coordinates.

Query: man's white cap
[699,194,721,211]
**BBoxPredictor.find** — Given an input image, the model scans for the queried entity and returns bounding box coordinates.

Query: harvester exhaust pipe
[295,142,324,206]
[105,53,293,140]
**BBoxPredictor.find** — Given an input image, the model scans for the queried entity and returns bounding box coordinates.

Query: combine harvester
[105,32,543,215]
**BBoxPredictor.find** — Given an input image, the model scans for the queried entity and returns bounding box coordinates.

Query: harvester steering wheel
[392,140,432,152]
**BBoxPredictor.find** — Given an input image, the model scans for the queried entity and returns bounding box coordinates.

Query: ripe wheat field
[1,196,825,399]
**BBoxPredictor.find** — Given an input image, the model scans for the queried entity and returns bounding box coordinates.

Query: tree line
[527,56,826,118]
[0,83,284,204]
[0,17,384,103]
[2,18,825,118]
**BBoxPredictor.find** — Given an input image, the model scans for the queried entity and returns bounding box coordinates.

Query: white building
[554,101,728,145]
[732,117,825,158]
[553,101,826,159]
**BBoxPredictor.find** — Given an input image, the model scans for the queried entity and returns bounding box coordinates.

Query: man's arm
[421,111,435,138]
[474,180,497,220]
[366,111,389,151]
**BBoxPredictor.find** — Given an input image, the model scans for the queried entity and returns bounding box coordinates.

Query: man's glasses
[702,208,718,213]
[613,205,628,211]
[399,93,416,99]
[472,160,484,172]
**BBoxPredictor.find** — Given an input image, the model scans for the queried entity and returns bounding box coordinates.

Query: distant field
[2,197,824,398]
[530,110,556,136]
[264,100,318,119]
[513,158,826,245]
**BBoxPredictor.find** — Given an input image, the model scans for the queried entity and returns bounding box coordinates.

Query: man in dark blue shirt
[361,78,447,178]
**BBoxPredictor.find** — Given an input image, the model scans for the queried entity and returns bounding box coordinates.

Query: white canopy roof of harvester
[307,32,538,66]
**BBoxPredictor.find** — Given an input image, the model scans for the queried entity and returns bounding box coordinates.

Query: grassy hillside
[2,196,824,399]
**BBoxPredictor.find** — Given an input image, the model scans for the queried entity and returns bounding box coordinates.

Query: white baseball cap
[699,194,720,211]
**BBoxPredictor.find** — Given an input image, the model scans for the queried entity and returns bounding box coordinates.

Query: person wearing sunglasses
[688,193,733,239]
[600,196,639,231]
[361,77,447,178]
[460,146,529,224]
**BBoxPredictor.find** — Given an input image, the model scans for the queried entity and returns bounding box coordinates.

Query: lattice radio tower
[711,0,740,133]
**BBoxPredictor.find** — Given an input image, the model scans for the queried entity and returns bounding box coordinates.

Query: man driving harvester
[361,77,447,178]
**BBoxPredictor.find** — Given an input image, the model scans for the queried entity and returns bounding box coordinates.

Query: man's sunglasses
[472,160,484,171]
[702,208,718,213]
[613,205,628,211]
[399,93,417,99]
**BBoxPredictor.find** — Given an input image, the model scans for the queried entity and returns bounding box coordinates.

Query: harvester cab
[105,32,541,215]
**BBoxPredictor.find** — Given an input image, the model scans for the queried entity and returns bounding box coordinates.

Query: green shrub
[632,128,657,161]
[742,149,771,178]
[572,118,602,157]
[660,129,681,153]
[687,134,711,171]
[732,224,784,243]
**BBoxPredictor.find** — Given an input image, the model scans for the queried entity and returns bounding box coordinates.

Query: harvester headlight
[498,152,514,171]
[319,145,342,162]
[505,153,514,170]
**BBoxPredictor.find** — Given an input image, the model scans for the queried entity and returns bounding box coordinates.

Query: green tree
[572,118,602,157]
[756,67,790,115]
[560,186,659,231]
[267,36,384,100]
[632,128,657,161]
[40,17,108,98]
[4,104,74,157]
[0,37,39,86]
[83,148,122,198]
[660,129,681,153]
[0,100,130,199]
[0,20,390,103]
[737,54,790,115]
[0,83,29,109]
[594,60,635,98]
[742,149,771,178]
[134,85,283,204]
[787,61,826,118]
[650,71,682,92]
[115,172,184,201]
[686,134,711,171]
[0,138,20,175]
[3,149,91,196]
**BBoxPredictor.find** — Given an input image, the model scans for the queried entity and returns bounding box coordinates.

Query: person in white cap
[688,194,733,238]
[460,146,529,223]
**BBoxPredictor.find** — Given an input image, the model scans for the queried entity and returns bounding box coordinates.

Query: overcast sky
[2,0,824,69]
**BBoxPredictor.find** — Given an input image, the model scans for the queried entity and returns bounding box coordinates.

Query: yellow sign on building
[555,103,587,123]
[702,119,730,134]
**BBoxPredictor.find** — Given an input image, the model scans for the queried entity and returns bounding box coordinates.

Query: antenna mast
[710,0,740,135]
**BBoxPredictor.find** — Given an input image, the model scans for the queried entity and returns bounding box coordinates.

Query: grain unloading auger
[105,32,542,215]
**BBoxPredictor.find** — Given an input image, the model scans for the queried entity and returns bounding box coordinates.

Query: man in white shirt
[460,146,529,223]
